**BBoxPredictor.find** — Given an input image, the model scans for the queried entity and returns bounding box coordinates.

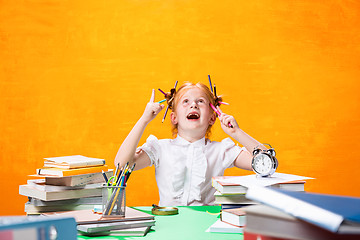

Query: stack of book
[207,172,312,233]
[244,186,360,240]
[212,173,310,206]
[19,155,112,215]
[43,207,155,237]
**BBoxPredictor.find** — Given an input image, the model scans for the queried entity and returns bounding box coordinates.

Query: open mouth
[187,112,200,120]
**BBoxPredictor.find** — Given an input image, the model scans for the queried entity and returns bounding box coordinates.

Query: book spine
[37,165,108,177]
[68,160,105,168]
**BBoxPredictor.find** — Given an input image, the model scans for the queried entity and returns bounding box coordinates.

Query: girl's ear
[170,112,178,125]
[209,112,217,125]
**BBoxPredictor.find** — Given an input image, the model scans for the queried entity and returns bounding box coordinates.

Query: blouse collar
[172,135,207,147]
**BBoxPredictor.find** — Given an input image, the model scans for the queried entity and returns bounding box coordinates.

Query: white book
[27,179,103,192]
[42,170,113,186]
[78,226,151,237]
[77,219,156,234]
[25,203,98,214]
[221,208,246,227]
[19,184,102,201]
[206,219,244,233]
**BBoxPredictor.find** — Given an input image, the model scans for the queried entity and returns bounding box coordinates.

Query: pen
[161,80,178,123]
[208,75,213,93]
[124,163,136,184]
[158,88,167,96]
[116,162,129,186]
[102,170,109,183]
[114,163,119,179]
[162,105,169,123]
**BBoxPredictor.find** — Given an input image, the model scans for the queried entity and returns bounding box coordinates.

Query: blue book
[246,185,360,234]
[0,216,77,240]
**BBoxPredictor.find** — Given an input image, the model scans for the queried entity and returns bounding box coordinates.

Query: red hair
[168,82,222,138]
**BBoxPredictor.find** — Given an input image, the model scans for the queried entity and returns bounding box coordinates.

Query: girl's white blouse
[138,135,246,206]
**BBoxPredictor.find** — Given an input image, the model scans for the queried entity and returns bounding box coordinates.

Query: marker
[210,103,221,116]
[210,103,233,128]
[218,101,229,105]
[158,99,166,103]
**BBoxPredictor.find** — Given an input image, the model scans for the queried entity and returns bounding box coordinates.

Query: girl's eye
[183,99,189,104]
[198,99,205,104]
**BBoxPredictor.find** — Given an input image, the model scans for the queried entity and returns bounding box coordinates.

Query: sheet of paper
[219,172,314,187]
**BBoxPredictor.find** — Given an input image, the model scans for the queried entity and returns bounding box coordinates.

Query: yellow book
[36,165,109,177]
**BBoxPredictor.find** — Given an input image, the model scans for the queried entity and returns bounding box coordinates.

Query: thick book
[19,184,102,201]
[43,155,106,169]
[212,176,306,194]
[27,179,103,191]
[244,204,360,240]
[28,196,102,207]
[77,219,155,234]
[206,219,244,233]
[24,202,98,214]
[221,208,246,227]
[221,204,254,210]
[214,191,254,205]
[246,185,360,234]
[42,207,155,225]
[244,230,301,240]
[36,165,109,177]
[46,170,112,186]
[29,171,113,186]
[212,176,247,194]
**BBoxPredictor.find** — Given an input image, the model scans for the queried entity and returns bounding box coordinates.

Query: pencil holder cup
[102,184,126,218]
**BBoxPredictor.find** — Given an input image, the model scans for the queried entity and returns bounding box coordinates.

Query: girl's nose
[190,100,198,108]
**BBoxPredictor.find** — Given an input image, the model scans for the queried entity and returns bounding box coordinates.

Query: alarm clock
[251,143,278,177]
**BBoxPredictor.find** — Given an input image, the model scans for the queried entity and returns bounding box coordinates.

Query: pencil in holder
[102,184,126,218]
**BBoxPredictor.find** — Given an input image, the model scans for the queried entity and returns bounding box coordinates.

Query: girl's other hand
[141,89,165,124]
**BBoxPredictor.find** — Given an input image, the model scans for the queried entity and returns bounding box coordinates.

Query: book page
[219,173,313,187]
[45,155,105,164]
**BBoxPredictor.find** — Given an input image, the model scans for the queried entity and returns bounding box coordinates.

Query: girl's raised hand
[141,89,165,123]
[216,106,239,136]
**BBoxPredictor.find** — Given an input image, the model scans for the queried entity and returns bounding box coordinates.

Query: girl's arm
[216,106,267,170]
[114,89,164,170]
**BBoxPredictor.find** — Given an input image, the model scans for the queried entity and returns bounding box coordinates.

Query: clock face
[253,154,273,175]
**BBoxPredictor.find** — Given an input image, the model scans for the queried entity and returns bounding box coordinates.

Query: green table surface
[78,206,244,240]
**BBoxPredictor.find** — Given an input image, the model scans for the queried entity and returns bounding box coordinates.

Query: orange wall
[1,0,359,215]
